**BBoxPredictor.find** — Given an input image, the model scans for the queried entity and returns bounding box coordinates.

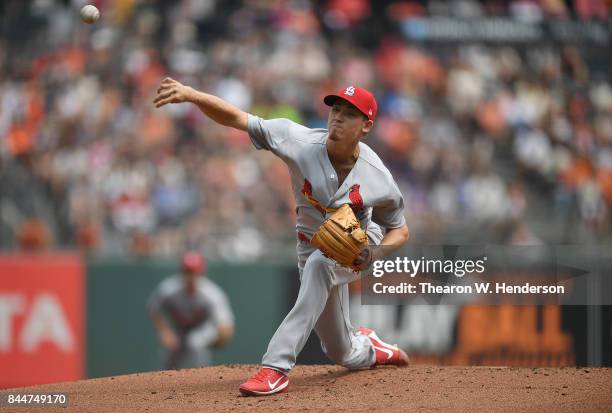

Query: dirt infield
[2,365,611,412]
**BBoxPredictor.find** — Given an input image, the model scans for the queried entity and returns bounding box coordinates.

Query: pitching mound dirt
[2,365,611,412]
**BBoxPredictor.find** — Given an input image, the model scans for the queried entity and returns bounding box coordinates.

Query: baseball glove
[310,204,369,270]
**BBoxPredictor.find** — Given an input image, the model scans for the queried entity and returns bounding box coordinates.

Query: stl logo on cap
[324,85,378,121]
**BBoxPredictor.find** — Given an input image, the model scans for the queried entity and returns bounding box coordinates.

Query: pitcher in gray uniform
[154,79,410,395]
[148,251,235,369]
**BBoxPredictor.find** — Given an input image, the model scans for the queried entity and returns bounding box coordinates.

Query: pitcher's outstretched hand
[154,77,193,108]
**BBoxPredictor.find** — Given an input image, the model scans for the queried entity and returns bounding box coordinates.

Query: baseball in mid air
[80,5,100,24]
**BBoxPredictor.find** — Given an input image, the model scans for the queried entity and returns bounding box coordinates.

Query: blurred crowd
[1,0,611,259]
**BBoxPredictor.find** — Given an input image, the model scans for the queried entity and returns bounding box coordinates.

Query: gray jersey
[247,114,406,264]
[148,275,234,368]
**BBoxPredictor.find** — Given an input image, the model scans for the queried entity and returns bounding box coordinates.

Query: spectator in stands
[0,0,609,256]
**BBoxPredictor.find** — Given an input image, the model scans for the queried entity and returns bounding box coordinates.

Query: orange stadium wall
[0,253,85,389]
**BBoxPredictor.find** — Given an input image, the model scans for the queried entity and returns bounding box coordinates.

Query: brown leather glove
[311,204,369,270]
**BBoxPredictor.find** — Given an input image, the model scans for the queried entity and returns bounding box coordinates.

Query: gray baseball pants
[262,248,375,374]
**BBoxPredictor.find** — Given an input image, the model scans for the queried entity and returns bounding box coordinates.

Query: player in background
[148,251,234,369]
[154,78,409,395]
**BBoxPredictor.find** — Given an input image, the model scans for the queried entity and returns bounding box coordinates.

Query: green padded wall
[86,258,292,378]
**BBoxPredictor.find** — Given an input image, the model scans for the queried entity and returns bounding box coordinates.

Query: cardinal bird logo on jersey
[349,184,364,212]
[301,179,326,216]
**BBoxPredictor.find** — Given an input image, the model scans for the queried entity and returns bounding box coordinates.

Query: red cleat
[239,367,289,396]
[357,327,410,367]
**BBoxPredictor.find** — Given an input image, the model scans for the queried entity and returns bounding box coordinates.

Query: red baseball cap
[181,251,206,274]
[324,85,378,121]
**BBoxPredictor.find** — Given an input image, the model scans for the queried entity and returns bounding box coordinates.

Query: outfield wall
[86,258,292,378]
[1,253,610,389]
